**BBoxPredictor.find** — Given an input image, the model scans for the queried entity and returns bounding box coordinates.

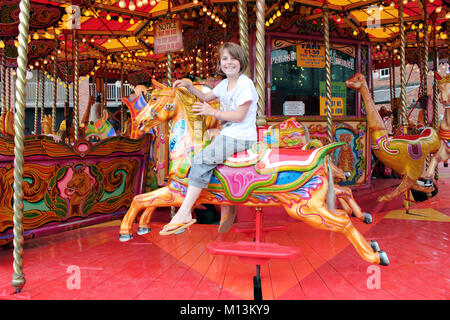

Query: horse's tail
[320,142,345,213]
[326,157,336,213]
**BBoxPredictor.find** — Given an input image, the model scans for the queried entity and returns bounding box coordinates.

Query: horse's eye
[152,97,157,101]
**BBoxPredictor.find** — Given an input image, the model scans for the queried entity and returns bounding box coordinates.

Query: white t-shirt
[212,74,258,141]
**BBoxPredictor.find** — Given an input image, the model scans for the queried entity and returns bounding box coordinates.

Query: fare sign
[296,41,325,68]
[154,20,183,54]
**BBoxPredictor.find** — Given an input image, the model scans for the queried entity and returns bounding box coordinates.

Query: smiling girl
[160,42,258,235]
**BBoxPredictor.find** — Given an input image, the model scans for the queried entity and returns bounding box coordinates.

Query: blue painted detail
[274,171,304,185]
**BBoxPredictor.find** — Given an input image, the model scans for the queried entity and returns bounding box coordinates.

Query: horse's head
[135,79,196,132]
[438,74,450,106]
[345,73,365,90]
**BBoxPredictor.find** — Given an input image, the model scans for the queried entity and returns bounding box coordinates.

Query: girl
[160,42,258,235]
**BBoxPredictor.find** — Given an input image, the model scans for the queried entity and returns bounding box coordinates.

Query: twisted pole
[255,0,266,126]
[73,29,79,141]
[52,34,58,134]
[323,5,333,143]
[34,70,40,134]
[12,0,31,293]
[432,16,439,180]
[167,53,172,86]
[238,0,250,77]
[399,0,408,133]
[422,0,429,125]
[40,68,45,131]
[1,50,6,115]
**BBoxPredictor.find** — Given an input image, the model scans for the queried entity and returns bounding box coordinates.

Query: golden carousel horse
[422,74,450,186]
[345,73,440,202]
[0,110,15,137]
[118,79,389,266]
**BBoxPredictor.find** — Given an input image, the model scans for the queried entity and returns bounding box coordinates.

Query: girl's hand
[192,101,215,117]
[173,78,193,90]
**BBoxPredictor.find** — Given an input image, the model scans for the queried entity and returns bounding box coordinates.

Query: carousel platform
[0,164,449,301]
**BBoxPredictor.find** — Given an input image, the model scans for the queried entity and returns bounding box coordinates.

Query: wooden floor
[1,165,449,300]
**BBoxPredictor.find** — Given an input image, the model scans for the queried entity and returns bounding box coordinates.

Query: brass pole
[12,0,31,293]
[120,66,124,135]
[422,0,429,125]
[255,0,266,126]
[167,53,172,87]
[34,70,40,134]
[432,17,439,180]
[40,69,45,131]
[238,0,250,77]
[399,0,408,133]
[1,50,5,116]
[73,29,79,141]
[324,5,333,143]
[52,34,58,134]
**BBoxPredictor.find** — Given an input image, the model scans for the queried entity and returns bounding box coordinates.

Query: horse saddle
[209,142,344,202]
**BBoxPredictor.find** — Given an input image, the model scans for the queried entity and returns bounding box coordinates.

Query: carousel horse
[422,74,450,186]
[118,79,388,266]
[345,73,440,202]
[84,109,116,144]
[0,110,15,137]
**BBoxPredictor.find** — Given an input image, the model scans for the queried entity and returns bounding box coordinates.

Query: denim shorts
[188,134,256,189]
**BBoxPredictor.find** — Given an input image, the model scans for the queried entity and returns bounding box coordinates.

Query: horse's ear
[152,78,167,90]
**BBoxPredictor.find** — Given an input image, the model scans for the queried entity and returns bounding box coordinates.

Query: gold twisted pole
[432,17,439,180]
[34,70,40,134]
[12,0,31,293]
[7,66,11,111]
[238,0,250,77]
[422,0,429,125]
[52,35,58,134]
[120,66,125,135]
[40,68,45,131]
[167,53,172,86]
[399,0,408,133]
[73,30,79,141]
[324,5,333,143]
[255,0,266,127]
[1,50,6,116]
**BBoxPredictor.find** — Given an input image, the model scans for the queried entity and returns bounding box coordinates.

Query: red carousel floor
[1,165,449,300]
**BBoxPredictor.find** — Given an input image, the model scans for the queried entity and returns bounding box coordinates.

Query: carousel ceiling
[0,0,448,81]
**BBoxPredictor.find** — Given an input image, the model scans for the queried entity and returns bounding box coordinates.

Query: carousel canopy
[0,0,448,82]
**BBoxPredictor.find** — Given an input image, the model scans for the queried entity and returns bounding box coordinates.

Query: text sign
[319,81,347,116]
[283,101,305,116]
[296,41,325,68]
[154,20,183,54]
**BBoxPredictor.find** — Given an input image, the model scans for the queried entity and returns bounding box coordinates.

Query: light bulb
[129,0,136,11]
[119,0,126,9]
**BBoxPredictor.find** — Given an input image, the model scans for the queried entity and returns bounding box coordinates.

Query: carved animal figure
[118,79,388,266]
[64,163,92,217]
[337,133,354,175]
[423,75,450,186]
[345,73,440,202]
[0,110,14,137]
[84,109,116,144]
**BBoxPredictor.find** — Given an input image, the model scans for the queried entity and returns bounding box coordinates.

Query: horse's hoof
[379,251,389,266]
[363,213,373,224]
[370,240,380,252]
[137,227,151,235]
[119,234,133,242]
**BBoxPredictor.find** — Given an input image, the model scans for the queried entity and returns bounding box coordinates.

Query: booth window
[270,39,356,117]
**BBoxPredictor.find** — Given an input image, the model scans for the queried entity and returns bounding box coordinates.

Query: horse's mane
[173,86,220,141]
[438,74,450,85]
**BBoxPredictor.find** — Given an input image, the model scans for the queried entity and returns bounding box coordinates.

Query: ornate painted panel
[265,118,369,186]
[0,135,152,245]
